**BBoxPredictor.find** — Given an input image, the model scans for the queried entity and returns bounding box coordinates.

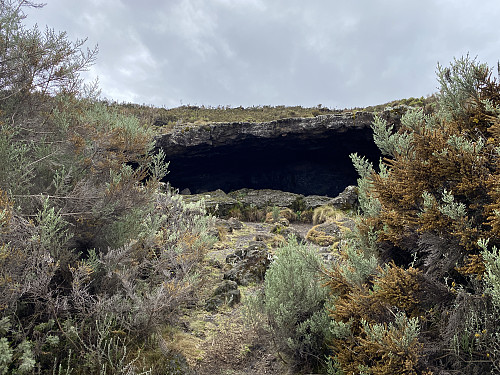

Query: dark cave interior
[164,128,381,197]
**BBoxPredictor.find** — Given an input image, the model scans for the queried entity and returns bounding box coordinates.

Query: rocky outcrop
[157,112,368,156]
[155,108,406,197]
[183,188,307,218]
[271,223,305,243]
[224,241,271,285]
[228,189,303,209]
[183,186,359,219]
[328,185,359,210]
[155,109,405,156]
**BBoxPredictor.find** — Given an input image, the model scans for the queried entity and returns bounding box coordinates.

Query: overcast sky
[24,0,500,109]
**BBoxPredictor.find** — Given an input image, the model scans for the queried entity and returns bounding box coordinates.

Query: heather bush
[327,56,500,373]
[0,187,214,373]
[0,2,215,373]
[325,234,431,373]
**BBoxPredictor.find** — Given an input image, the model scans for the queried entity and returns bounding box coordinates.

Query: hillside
[2,2,500,374]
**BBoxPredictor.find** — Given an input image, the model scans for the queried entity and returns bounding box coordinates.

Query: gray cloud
[25,0,500,108]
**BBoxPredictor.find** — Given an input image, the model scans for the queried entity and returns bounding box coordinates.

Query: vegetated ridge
[109,96,436,132]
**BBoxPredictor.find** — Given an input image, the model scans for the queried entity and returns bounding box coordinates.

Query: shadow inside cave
[163,128,381,197]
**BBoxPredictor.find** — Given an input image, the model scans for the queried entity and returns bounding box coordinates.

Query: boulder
[212,217,244,238]
[207,226,222,240]
[336,216,357,232]
[306,222,342,247]
[183,189,238,216]
[271,224,305,243]
[254,233,276,242]
[180,188,191,195]
[214,218,233,233]
[226,241,267,265]
[253,232,287,248]
[302,195,333,210]
[328,185,359,210]
[306,217,356,246]
[205,280,241,311]
[227,217,243,230]
[182,186,359,221]
[224,242,271,285]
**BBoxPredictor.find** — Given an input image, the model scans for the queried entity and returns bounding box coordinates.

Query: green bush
[0,2,216,374]
[258,237,332,371]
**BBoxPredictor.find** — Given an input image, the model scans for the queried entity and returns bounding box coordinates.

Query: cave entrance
[164,128,381,197]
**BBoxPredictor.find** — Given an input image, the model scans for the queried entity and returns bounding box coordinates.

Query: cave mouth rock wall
[155,110,403,197]
[165,129,379,197]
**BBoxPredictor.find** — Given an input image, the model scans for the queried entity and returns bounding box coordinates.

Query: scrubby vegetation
[112,96,435,131]
[250,56,500,374]
[362,95,437,113]
[247,237,332,372]
[108,93,435,132]
[2,2,500,374]
[0,2,214,373]
[326,55,500,374]
[115,103,340,129]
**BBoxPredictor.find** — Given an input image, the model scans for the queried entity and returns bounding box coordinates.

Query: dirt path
[177,220,319,375]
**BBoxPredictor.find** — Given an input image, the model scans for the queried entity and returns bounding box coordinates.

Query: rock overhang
[154,108,404,197]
